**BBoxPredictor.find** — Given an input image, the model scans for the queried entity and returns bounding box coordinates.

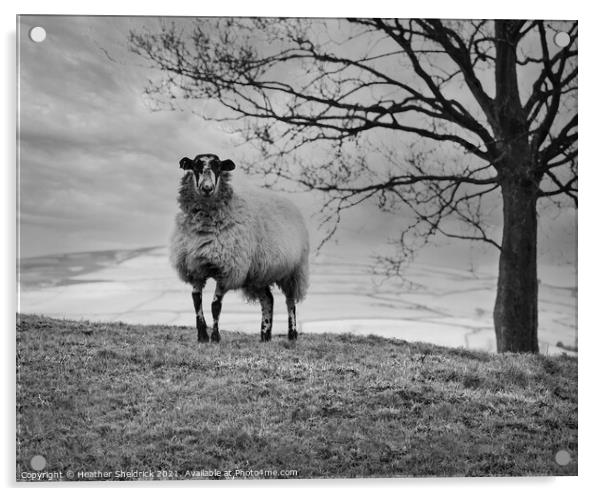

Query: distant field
[18,246,578,355]
[16,314,577,480]
[18,247,160,289]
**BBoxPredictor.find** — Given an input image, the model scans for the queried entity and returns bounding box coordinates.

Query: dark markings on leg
[211,285,225,343]
[192,285,209,343]
[259,287,274,342]
[286,297,298,341]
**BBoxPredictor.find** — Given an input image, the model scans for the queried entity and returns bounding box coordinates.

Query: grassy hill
[16,314,577,480]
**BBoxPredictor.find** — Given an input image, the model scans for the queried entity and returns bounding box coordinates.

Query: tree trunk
[493,174,539,353]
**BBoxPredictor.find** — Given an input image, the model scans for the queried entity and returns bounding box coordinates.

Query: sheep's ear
[220,159,236,171]
[179,157,193,170]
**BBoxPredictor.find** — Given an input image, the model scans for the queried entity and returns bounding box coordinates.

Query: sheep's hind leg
[211,284,226,343]
[192,284,209,343]
[286,297,298,341]
[259,287,274,342]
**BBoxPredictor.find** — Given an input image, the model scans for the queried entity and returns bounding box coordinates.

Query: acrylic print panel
[16,16,577,480]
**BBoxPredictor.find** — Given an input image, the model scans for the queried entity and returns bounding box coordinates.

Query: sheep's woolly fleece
[170,171,309,302]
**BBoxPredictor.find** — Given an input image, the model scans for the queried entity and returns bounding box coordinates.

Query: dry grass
[16,313,577,480]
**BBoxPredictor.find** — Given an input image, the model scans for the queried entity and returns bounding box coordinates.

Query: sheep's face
[179,154,236,198]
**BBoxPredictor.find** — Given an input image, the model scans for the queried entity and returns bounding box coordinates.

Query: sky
[17,16,577,272]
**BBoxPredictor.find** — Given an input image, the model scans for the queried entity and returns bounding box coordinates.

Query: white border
[3,2,597,495]
[3,0,585,18]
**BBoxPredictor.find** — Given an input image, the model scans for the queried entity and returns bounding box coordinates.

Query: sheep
[169,153,310,343]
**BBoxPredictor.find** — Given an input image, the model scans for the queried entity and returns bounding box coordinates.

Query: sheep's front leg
[259,287,274,342]
[286,297,298,341]
[192,283,209,343]
[211,284,226,343]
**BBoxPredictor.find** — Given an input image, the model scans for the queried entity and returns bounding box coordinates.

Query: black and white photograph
[16,14,577,480]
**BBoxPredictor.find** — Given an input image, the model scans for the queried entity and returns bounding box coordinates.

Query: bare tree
[130,18,577,353]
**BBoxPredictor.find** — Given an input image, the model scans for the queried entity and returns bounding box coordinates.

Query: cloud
[18,16,242,257]
[17,16,576,271]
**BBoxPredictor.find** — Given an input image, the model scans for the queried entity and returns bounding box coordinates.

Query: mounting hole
[29,26,46,43]
[555,449,571,466]
[554,31,570,48]
[30,454,47,471]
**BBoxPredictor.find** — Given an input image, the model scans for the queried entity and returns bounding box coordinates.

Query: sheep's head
[179,154,236,198]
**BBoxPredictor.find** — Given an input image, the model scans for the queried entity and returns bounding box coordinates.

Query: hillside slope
[16,314,577,479]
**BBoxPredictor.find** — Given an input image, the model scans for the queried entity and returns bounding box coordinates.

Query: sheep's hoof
[288,330,298,341]
[210,331,221,343]
[260,332,272,342]
[197,318,209,343]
